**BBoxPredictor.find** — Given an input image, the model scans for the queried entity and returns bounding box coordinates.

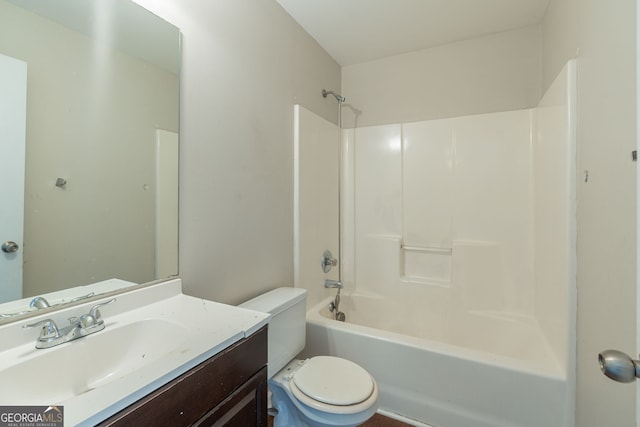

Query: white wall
[534,61,576,390]
[294,105,340,308]
[343,109,558,317]
[342,114,539,328]
[131,0,341,304]
[0,1,179,296]
[542,1,637,426]
[341,25,542,128]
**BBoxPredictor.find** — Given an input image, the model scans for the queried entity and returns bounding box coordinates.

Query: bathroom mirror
[0,0,180,319]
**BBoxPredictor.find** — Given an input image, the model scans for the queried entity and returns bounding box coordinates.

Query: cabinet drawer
[98,325,267,426]
[195,367,267,427]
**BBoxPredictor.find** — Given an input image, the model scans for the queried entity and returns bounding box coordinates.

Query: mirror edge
[0,277,179,326]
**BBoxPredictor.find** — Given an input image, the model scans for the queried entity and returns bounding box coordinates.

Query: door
[0,53,27,303]
[155,129,179,279]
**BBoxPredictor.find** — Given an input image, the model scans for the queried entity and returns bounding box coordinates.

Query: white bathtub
[302,291,570,427]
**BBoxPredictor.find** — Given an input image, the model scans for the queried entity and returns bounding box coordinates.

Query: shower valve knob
[321,250,337,273]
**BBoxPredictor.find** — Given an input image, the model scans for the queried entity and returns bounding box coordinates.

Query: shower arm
[322,89,345,103]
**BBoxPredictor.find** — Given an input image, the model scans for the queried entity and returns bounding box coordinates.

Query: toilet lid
[292,356,374,406]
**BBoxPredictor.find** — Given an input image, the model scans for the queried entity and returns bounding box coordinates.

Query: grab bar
[400,244,452,255]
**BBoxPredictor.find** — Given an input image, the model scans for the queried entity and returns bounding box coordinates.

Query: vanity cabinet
[98,326,268,427]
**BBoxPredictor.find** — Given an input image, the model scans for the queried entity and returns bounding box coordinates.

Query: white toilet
[240,287,379,427]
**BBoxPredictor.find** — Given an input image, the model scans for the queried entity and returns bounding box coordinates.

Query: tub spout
[324,280,343,289]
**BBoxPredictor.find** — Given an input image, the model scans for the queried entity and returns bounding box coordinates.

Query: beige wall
[0,1,179,296]
[132,0,341,304]
[543,0,637,425]
[341,25,542,128]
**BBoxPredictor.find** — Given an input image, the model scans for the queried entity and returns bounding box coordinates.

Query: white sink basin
[0,279,270,426]
[0,319,188,403]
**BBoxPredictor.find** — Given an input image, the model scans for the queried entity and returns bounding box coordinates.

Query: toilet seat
[288,356,377,415]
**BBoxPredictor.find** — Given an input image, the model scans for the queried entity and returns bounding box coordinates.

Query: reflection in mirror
[0,0,180,314]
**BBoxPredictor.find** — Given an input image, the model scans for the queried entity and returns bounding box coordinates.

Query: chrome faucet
[0,292,97,318]
[324,279,343,289]
[30,292,95,309]
[25,298,116,349]
[0,296,52,318]
[324,280,346,322]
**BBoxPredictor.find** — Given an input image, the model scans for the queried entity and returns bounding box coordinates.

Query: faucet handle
[25,319,60,339]
[88,298,116,324]
[78,314,97,328]
[321,250,338,273]
[69,292,95,303]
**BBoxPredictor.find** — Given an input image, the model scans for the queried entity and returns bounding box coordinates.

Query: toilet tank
[239,287,307,378]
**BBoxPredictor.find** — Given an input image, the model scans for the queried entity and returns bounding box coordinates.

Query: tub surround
[342,61,575,375]
[294,105,341,308]
[309,291,562,377]
[296,61,576,426]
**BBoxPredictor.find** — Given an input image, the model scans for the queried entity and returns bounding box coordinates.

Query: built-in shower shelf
[400,244,452,254]
[400,242,452,284]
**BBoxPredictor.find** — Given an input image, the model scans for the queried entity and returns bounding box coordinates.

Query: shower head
[322,89,345,103]
[599,349,640,383]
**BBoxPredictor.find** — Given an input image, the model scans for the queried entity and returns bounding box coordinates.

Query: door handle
[598,349,640,383]
[1,241,19,253]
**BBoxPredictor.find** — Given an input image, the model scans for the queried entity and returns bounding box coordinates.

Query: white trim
[377,409,433,427]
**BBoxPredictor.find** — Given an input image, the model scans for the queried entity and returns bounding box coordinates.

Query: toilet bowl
[270,357,379,427]
[239,288,379,427]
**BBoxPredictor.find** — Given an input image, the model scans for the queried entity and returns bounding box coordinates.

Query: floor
[361,414,414,426]
[267,413,413,426]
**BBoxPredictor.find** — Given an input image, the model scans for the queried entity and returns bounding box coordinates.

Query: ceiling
[275,0,550,66]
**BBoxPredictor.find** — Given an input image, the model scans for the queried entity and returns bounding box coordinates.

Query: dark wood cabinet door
[195,367,267,427]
